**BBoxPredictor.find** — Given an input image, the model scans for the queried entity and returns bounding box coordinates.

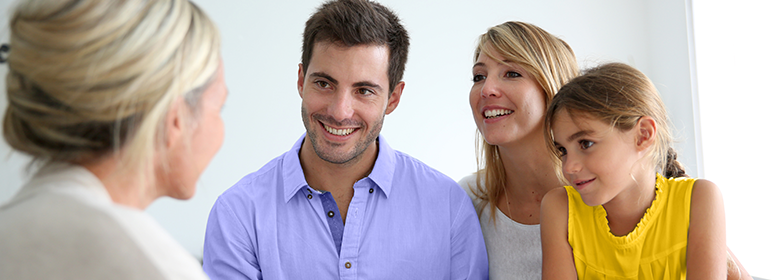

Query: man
[202,0,488,279]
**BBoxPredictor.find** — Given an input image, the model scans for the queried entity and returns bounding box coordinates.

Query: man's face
[298,42,403,165]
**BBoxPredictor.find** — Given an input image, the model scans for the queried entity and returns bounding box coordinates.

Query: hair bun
[665,147,688,178]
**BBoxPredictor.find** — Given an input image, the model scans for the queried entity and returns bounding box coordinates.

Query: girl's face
[470,44,547,147]
[551,110,644,206]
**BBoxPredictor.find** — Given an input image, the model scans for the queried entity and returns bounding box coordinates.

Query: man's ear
[164,97,186,150]
[385,81,404,115]
[297,63,305,98]
[635,116,657,151]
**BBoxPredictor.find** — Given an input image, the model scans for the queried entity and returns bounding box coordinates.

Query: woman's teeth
[484,109,513,119]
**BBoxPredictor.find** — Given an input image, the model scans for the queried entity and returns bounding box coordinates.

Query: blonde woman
[459,21,579,279]
[0,0,225,279]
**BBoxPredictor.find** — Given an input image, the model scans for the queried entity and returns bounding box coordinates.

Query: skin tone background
[0,0,780,278]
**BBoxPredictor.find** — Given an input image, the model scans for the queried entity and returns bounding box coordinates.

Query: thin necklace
[504,186,514,222]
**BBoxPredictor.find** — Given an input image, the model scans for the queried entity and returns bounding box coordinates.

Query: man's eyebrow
[567,130,592,142]
[353,81,382,90]
[310,72,338,85]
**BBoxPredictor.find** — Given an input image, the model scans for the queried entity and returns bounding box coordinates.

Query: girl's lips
[573,178,595,190]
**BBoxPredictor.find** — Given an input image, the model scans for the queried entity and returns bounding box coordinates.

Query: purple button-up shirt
[203,134,488,279]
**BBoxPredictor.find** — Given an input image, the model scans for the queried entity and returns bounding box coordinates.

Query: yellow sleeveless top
[565,174,695,279]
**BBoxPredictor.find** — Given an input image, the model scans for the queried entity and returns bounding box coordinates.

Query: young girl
[540,63,727,279]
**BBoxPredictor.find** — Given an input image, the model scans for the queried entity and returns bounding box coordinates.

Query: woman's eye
[472,74,486,83]
[579,140,595,150]
[505,71,522,78]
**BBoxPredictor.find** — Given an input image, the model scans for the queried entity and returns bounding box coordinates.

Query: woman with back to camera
[0,0,226,279]
[460,21,751,279]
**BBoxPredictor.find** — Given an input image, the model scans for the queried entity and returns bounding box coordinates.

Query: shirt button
[369,188,374,193]
[328,211,335,217]
[345,262,351,269]
[307,194,312,199]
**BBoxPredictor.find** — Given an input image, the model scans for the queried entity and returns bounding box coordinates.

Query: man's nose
[328,90,354,123]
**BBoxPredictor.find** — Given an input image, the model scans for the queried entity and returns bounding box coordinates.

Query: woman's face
[165,61,228,200]
[470,45,547,147]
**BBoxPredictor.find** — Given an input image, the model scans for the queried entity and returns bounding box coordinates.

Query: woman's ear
[635,116,657,151]
[164,97,187,150]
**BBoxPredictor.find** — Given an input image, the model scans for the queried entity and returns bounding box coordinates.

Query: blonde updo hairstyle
[472,21,580,222]
[3,0,220,180]
[543,63,687,184]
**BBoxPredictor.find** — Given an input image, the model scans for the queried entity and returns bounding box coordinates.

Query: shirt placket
[338,179,372,280]
[318,192,345,255]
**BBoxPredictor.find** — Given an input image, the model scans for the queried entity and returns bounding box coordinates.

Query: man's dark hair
[302,0,409,93]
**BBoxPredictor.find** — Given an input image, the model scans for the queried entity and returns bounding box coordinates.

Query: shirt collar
[282,133,397,202]
[366,134,395,197]
[282,134,310,202]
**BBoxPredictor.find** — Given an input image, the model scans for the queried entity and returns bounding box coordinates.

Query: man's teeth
[324,124,355,136]
[484,109,513,119]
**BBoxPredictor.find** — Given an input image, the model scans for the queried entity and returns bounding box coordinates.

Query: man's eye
[358,88,374,95]
[579,140,594,150]
[316,81,329,88]
[472,74,486,83]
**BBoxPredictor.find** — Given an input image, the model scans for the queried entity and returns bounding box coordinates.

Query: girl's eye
[472,74,486,83]
[557,146,567,158]
[316,81,330,88]
[505,71,522,78]
[579,140,595,150]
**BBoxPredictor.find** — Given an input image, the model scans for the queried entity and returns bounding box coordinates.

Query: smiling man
[202,0,488,279]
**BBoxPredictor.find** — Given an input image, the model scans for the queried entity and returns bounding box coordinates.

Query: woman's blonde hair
[3,0,220,180]
[543,62,686,184]
[472,21,580,222]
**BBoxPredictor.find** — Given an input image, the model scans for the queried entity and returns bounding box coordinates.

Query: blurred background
[0,0,780,278]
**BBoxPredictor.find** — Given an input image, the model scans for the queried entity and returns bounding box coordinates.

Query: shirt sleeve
[449,185,490,280]
[203,195,261,280]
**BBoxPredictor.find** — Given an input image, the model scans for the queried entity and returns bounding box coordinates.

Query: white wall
[693,0,784,279]
[1,0,706,264]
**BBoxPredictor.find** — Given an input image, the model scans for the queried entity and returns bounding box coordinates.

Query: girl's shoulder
[541,187,570,217]
[659,176,722,213]
[690,179,724,212]
[691,178,720,191]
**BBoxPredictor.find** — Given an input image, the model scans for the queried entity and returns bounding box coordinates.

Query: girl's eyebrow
[567,130,593,142]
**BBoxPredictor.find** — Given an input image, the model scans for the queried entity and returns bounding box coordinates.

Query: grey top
[459,173,542,280]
